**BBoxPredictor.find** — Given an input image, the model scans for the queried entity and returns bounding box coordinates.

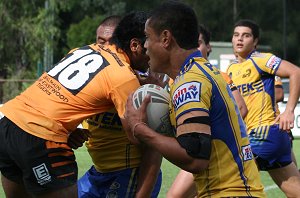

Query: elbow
[183,159,209,174]
[238,105,248,119]
[240,107,248,119]
[276,95,284,103]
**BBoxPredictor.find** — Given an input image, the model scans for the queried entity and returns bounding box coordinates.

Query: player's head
[110,11,149,72]
[147,1,198,50]
[198,24,212,59]
[96,15,121,45]
[234,19,259,40]
[144,1,198,72]
[232,19,259,58]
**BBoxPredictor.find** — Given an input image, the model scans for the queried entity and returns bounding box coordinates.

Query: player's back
[0,44,139,142]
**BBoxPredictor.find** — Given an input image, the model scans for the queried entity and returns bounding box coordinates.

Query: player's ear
[161,30,171,48]
[253,38,259,48]
[130,38,140,52]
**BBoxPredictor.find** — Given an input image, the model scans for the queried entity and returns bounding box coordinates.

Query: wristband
[132,122,147,138]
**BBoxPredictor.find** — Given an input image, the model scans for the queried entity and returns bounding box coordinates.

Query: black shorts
[0,116,78,195]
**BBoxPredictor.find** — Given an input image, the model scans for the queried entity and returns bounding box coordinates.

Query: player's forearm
[285,72,300,112]
[134,124,208,173]
[232,90,248,119]
[136,146,162,198]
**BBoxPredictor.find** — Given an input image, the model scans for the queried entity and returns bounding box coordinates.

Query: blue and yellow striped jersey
[227,51,281,131]
[82,108,141,173]
[170,51,265,197]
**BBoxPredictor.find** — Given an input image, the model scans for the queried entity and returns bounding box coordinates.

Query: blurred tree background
[0,0,299,103]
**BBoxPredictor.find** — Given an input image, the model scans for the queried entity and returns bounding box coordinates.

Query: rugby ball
[132,84,174,137]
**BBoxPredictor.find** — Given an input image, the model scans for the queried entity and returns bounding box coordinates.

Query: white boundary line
[264,184,278,191]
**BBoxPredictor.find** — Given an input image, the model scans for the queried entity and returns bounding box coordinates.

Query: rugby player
[227,19,300,197]
[0,11,161,198]
[77,14,162,198]
[125,1,266,197]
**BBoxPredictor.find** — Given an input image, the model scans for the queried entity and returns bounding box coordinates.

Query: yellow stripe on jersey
[125,168,138,198]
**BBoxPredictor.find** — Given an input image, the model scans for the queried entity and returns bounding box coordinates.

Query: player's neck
[169,48,198,79]
[237,55,247,63]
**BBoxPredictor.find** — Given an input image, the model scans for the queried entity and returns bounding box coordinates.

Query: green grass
[2,140,300,197]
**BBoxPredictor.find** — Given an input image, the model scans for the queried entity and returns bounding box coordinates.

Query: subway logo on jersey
[172,81,201,110]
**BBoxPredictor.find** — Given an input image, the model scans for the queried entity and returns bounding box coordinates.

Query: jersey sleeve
[221,72,237,91]
[108,69,140,119]
[112,79,139,118]
[172,71,212,121]
[252,53,282,75]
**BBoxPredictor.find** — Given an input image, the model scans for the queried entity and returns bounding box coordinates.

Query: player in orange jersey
[0,11,161,198]
[76,15,162,198]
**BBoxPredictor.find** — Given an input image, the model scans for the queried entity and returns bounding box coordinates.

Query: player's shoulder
[250,51,274,60]
[227,60,239,71]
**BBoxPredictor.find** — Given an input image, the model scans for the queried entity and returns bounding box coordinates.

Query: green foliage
[66,15,104,52]
[0,0,300,102]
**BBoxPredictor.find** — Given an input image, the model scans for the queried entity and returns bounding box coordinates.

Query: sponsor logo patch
[266,55,281,70]
[241,144,253,161]
[32,163,51,185]
[172,81,201,110]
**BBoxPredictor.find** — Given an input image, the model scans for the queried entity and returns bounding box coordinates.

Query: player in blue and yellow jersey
[0,11,162,198]
[227,19,300,196]
[77,14,162,198]
[167,24,249,198]
[125,1,265,197]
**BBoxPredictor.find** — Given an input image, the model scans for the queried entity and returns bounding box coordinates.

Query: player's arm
[67,128,91,149]
[134,69,169,88]
[121,116,162,198]
[275,83,284,103]
[125,94,210,173]
[135,145,162,198]
[274,60,300,130]
[231,89,248,119]
[222,72,248,118]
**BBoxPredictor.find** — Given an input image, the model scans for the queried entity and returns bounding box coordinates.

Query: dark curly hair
[110,11,149,53]
[148,0,199,50]
[234,19,260,40]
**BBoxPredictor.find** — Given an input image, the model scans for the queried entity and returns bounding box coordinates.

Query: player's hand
[125,93,151,144]
[67,128,91,149]
[273,110,295,131]
[135,69,169,88]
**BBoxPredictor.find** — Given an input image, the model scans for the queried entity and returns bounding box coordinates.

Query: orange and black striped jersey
[0,44,140,143]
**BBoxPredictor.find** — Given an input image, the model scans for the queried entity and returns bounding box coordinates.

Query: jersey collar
[179,50,203,74]
[247,50,258,59]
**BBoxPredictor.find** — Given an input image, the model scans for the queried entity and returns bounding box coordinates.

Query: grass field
[2,140,300,197]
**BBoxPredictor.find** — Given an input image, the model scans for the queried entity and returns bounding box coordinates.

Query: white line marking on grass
[265,184,278,191]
